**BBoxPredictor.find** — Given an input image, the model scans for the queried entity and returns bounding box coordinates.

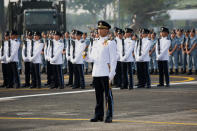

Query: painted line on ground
[0,117,196,126]
[0,80,197,101]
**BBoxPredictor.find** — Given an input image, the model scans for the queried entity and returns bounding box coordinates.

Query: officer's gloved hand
[109,72,115,81]
[7,58,11,63]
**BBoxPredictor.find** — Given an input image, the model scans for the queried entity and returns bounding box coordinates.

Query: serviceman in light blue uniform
[186,29,197,75]
[176,29,184,73]
[169,30,178,74]
[149,32,158,74]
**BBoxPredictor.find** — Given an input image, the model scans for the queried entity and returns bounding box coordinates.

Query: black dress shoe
[44,83,50,86]
[165,84,170,87]
[105,116,112,123]
[66,83,72,86]
[90,116,103,122]
[0,84,6,88]
[157,84,164,87]
[72,86,79,89]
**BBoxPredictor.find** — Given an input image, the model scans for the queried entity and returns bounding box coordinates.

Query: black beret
[10,30,18,35]
[184,29,190,33]
[171,30,176,34]
[34,31,41,37]
[97,20,111,29]
[160,27,169,33]
[27,31,33,36]
[54,31,62,36]
[71,29,76,35]
[114,27,120,33]
[75,30,83,36]
[125,28,133,33]
[4,31,10,37]
[190,28,195,33]
[141,28,150,34]
[117,29,123,34]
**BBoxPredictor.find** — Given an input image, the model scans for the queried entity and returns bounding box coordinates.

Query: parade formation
[0,20,197,123]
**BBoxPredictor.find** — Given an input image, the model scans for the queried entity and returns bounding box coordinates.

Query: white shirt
[22,38,33,62]
[66,38,72,61]
[30,39,44,64]
[156,37,171,61]
[134,37,151,62]
[87,38,97,63]
[86,36,117,80]
[6,39,20,63]
[49,39,64,65]
[116,37,122,61]
[119,38,135,62]
[70,39,86,64]
[0,40,8,63]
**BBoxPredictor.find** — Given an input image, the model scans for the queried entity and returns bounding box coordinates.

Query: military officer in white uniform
[48,31,64,89]
[30,32,44,88]
[22,31,33,88]
[156,27,171,87]
[134,28,151,88]
[85,21,117,123]
[70,30,86,89]
[6,30,21,88]
[0,31,10,88]
[119,28,135,89]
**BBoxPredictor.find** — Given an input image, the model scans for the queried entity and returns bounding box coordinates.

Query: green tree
[120,0,177,28]
[68,0,113,23]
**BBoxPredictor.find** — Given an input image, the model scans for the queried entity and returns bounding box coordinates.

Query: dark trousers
[93,77,113,118]
[53,64,64,88]
[2,63,9,87]
[114,61,122,87]
[73,64,85,88]
[46,61,53,85]
[24,62,31,86]
[67,60,74,85]
[121,62,133,89]
[158,60,170,85]
[7,62,20,88]
[32,63,41,88]
[136,62,151,88]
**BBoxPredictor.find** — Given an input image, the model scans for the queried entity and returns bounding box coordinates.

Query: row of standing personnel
[0,27,197,89]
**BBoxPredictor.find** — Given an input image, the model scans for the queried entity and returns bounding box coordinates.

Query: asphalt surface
[0,72,197,131]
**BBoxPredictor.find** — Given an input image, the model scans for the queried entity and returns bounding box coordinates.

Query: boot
[85,69,88,75]
[181,68,186,74]
[150,69,154,74]
[154,69,158,75]
[195,70,197,75]
[175,69,179,75]
[170,69,174,74]
[187,70,192,75]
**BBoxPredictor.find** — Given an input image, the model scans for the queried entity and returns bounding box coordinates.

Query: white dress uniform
[119,37,135,89]
[22,38,33,87]
[30,39,44,64]
[22,38,32,62]
[88,36,117,80]
[70,38,86,89]
[6,38,21,88]
[48,39,64,89]
[30,39,44,88]
[134,36,152,88]
[156,36,171,86]
[0,40,9,87]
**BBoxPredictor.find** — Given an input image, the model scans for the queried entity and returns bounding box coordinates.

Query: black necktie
[51,40,54,58]
[122,39,125,56]
[1,40,4,56]
[24,40,27,57]
[187,37,190,50]
[139,38,142,56]
[8,40,11,57]
[72,40,75,59]
[31,40,34,57]
[68,39,71,56]
[158,38,160,55]
[90,38,93,46]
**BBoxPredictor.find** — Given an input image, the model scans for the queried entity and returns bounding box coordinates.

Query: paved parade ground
[0,73,197,131]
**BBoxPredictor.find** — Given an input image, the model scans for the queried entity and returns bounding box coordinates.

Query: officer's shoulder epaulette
[81,40,85,43]
[148,38,151,40]
[167,37,171,40]
[59,39,63,43]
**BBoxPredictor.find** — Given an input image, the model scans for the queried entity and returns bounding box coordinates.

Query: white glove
[7,58,11,63]
[109,72,115,81]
